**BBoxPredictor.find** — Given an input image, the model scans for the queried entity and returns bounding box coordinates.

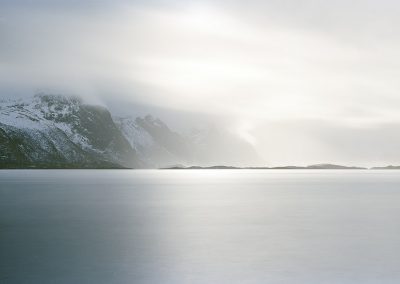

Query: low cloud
[2,0,400,165]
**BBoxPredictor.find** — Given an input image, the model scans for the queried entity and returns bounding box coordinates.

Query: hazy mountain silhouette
[0,94,263,168]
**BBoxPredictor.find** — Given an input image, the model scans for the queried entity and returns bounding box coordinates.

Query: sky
[2,0,400,166]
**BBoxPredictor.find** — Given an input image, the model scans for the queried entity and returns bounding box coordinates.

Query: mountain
[371,165,400,169]
[114,116,263,168]
[0,94,263,169]
[305,164,366,169]
[271,164,365,169]
[164,164,366,170]
[0,94,141,168]
[114,115,194,168]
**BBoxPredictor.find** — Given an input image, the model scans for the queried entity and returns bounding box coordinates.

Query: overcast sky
[2,0,400,166]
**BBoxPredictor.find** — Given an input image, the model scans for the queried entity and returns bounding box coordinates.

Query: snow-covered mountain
[0,94,262,168]
[0,94,141,168]
[114,115,194,168]
[114,116,263,168]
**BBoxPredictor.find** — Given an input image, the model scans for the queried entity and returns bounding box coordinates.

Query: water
[1,170,400,284]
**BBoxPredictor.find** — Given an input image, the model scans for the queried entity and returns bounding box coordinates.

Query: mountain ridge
[0,94,262,168]
[163,164,367,170]
[0,94,141,168]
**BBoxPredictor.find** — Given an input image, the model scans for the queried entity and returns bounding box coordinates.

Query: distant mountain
[371,165,400,169]
[114,116,263,168]
[0,94,263,169]
[267,164,365,169]
[166,163,366,170]
[305,164,366,169]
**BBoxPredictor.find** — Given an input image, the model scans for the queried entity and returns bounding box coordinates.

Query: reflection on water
[1,170,400,283]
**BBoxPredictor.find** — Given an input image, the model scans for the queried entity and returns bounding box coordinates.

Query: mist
[2,0,400,166]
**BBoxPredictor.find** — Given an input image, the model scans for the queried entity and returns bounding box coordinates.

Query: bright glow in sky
[2,0,400,166]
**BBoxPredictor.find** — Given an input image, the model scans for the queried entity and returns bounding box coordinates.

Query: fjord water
[1,170,400,284]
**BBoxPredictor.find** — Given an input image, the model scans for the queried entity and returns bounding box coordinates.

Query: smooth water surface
[1,170,400,283]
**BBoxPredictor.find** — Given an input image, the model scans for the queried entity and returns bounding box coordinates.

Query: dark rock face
[74,104,140,168]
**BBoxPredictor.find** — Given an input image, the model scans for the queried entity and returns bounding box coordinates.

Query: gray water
[1,170,400,284]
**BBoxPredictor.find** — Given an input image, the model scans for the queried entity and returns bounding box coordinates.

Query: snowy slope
[115,115,263,168]
[114,115,193,168]
[0,94,141,168]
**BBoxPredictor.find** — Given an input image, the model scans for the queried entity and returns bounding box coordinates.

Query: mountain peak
[33,93,82,105]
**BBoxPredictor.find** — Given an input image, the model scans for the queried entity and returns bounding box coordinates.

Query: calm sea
[1,170,400,284]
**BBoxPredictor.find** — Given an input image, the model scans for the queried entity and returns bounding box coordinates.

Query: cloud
[1,0,400,165]
[255,119,400,167]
